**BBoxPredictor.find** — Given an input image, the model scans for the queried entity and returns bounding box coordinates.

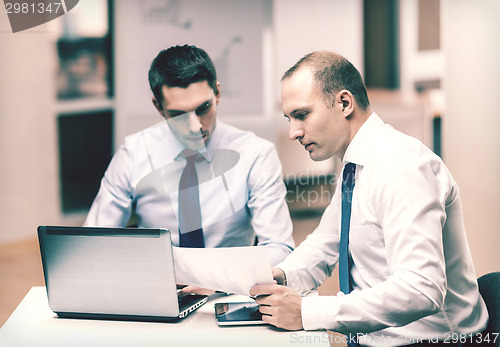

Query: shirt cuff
[275,262,302,291]
[301,295,340,331]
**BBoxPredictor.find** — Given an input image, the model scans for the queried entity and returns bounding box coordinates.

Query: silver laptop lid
[38,226,180,318]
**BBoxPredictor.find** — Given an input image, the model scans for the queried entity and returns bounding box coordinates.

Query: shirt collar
[342,113,385,166]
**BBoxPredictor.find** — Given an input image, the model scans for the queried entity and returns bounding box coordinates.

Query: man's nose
[187,112,202,133]
[288,120,304,141]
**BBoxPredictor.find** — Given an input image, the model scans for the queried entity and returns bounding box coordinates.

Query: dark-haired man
[84,45,294,266]
[251,51,488,346]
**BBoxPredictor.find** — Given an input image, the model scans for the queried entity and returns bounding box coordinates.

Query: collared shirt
[84,120,294,266]
[277,113,488,346]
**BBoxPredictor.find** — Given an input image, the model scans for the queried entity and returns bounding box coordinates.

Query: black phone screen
[214,301,267,326]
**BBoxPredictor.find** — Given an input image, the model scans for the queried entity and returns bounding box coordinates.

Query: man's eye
[196,103,211,115]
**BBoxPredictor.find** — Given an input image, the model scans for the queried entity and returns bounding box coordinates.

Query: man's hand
[250,283,303,330]
[272,267,287,285]
[179,285,216,296]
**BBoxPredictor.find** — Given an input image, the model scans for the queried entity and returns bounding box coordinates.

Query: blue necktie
[339,162,360,347]
[178,152,204,248]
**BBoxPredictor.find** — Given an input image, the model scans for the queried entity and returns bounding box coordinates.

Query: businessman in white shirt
[84,45,294,266]
[250,51,488,346]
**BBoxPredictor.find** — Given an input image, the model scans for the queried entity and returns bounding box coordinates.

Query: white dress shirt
[277,114,488,346]
[84,120,294,266]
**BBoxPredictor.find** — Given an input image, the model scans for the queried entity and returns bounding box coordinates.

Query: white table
[0,287,331,347]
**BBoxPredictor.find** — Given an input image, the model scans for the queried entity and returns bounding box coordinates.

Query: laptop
[37,226,208,322]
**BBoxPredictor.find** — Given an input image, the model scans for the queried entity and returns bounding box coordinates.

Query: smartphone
[214,301,268,326]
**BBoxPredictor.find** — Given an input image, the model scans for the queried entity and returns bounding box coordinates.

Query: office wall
[442,0,500,276]
[399,0,444,94]
[273,0,364,92]
[0,14,61,245]
[273,0,363,176]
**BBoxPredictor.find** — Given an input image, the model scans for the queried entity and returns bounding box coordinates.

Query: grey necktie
[178,151,204,248]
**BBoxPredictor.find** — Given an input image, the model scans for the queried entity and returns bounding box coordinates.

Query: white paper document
[172,246,273,296]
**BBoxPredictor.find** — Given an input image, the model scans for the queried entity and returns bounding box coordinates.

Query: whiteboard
[115,0,268,120]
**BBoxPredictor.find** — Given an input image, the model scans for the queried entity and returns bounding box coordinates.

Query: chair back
[478,272,500,346]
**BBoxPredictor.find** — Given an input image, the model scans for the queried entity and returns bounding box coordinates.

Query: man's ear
[152,97,165,118]
[337,90,354,118]
[215,81,221,105]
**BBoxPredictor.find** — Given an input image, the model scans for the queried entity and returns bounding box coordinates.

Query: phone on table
[214,301,268,326]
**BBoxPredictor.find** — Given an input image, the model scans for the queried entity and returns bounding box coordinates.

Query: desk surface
[0,287,331,347]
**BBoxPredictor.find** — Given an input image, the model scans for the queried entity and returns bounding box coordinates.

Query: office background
[1,0,499,326]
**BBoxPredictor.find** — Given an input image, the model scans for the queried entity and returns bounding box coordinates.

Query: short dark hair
[148,45,218,107]
[282,51,370,110]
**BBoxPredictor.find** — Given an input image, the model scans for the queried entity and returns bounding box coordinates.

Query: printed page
[172,246,273,296]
